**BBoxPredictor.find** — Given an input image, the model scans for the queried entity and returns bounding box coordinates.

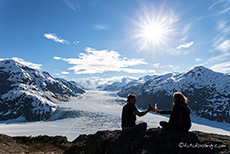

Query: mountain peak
[0,59,33,73]
[187,65,212,73]
[184,65,217,77]
[0,59,17,67]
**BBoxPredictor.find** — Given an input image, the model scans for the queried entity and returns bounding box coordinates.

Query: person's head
[173,92,187,105]
[127,94,136,104]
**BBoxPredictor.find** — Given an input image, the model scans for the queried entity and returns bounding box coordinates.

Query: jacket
[160,103,191,131]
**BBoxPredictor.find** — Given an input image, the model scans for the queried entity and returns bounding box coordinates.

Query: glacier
[0,90,229,141]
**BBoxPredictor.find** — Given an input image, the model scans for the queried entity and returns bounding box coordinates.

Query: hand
[148,104,154,112]
[154,109,160,113]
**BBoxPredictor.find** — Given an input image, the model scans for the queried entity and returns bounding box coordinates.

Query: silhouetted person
[155,92,191,132]
[121,94,153,132]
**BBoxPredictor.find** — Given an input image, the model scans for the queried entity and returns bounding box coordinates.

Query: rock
[65,128,230,154]
[0,134,71,153]
[0,134,25,153]
[0,129,229,153]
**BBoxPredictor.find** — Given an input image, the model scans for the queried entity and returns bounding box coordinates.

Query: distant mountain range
[74,76,137,91]
[117,66,230,123]
[0,60,85,121]
[1,59,229,123]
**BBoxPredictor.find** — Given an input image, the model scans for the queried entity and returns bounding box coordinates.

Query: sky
[1,0,230,81]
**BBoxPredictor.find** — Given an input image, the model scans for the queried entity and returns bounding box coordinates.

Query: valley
[0,90,229,141]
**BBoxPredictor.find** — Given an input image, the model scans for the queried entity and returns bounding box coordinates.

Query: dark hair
[173,92,187,105]
[127,94,136,101]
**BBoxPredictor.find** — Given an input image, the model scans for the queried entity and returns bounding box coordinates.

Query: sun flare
[143,22,166,43]
[133,9,176,50]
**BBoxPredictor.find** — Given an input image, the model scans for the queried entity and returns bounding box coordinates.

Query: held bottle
[154,103,158,113]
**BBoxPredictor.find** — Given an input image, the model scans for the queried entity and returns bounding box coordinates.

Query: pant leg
[160,121,176,131]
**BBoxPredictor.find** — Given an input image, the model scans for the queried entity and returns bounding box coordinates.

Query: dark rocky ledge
[65,128,230,154]
[0,128,229,154]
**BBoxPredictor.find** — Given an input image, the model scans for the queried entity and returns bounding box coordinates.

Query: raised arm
[135,104,153,117]
[159,110,172,114]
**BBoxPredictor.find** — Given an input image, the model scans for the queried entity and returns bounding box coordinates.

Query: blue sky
[1,0,230,80]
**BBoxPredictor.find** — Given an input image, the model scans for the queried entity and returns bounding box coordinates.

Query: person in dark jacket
[155,92,191,132]
[121,94,154,132]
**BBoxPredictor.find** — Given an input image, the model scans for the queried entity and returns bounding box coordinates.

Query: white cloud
[208,0,230,15]
[217,21,226,30]
[179,36,187,42]
[54,73,60,76]
[168,11,179,24]
[93,25,108,30]
[195,58,202,62]
[153,63,160,68]
[182,23,191,34]
[210,61,230,73]
[63,0,79,11]
[211,36,224,50]
[167,48,190,55]
[73,41,80,45]
[59,47,148,74]
[12,57,42,69]
[44,33,69,44]
[208,0,225,10]
[169,65,174,68]
[168,65,180,70]
[217,21,230,35]
[177,41,194,49]
[215,40,230,52]
[148,70,156,73]
[218,7,230,15]
[0,57,42,69]
[206,53,230,64]
[61,71,70,75]
[53,57,62,60]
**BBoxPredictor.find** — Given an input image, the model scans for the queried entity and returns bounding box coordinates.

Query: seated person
[155,92,191,132]
[121,94,153,132]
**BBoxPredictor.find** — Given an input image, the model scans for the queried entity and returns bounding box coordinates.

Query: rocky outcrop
[0,134,71,153]
[0,129,229,154]
[65,128,230,154]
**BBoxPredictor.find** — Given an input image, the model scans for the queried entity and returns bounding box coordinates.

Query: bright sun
[133,9,175,50]
[143,22,166,43]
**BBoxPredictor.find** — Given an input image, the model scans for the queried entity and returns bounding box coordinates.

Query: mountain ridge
[0,59,85,121]
[118,65,230,123]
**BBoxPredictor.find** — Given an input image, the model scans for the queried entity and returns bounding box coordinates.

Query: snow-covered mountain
[118,66,230,123]
[0,60,85,121]
[73,76,137,91]
[99,77,137,91]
